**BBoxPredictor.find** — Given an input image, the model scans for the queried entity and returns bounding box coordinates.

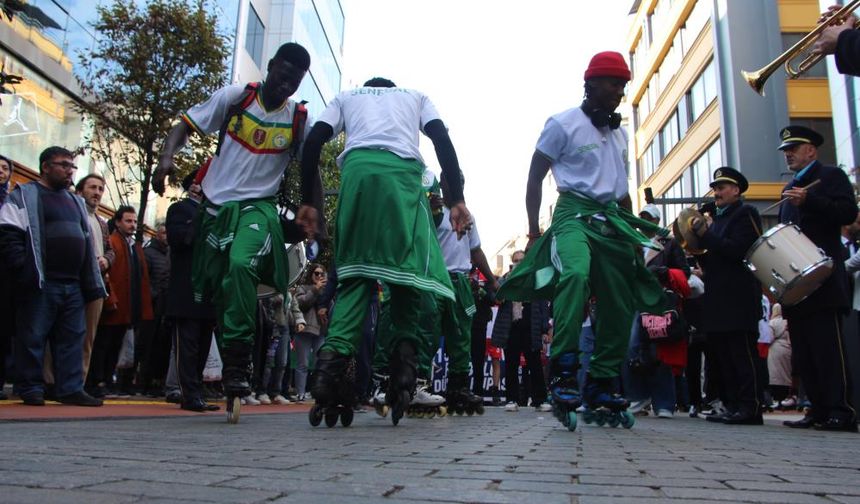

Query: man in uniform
[496,52,667,428]
[692,167,764,425]
[298,77,471,425]
[777,125,858,431]
[153,42,311,412]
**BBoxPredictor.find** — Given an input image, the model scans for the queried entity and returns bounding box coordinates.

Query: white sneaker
[504,401,519,412]
[535,403,553,412]
[656,409,674,418]
[257,393,272,405]
[272,394,291,405]
[241,394,261,406]
[628,398,652,415]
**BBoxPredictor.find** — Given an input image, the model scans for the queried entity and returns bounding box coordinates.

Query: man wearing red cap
[497,51,667,431]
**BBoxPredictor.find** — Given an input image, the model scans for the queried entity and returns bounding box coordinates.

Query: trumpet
[741,0,860,96]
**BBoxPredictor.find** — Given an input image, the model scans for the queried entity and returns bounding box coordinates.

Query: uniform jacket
[836,29,860,77]
[165,197,214,320]
[779,161,858,316]
[0,181,106,302]
[698,200,763,333]
[100,230,154,325]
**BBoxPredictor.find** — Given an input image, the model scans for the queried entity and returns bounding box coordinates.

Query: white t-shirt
[437,206,480,274]
[317,87,441,165]
[535,107,629,204]
[182,83,305,205]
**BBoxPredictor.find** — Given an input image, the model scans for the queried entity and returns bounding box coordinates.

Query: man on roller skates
[497,52,667,431]
[153,43,312,424]
[298,77,471,426]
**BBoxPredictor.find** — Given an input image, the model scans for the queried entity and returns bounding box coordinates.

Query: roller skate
[407,378,447,418]
[371,371,390,418]
[386,340,418,426]
[581,376,634,429]
[222,348,253,425]
[308,350,357,428]
[548,353,581,431]
[445,373,485,416]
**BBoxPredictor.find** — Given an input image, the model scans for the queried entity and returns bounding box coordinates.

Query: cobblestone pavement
[0,407,858,504]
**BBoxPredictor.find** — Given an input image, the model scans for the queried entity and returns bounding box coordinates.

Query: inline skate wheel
[309,403,323,427]
[324,409,339,427]
[475,403,485,415]
[340,407,354,427]
[582,410,595,424]
[561,410,571,427]
[566,411,578,432]
[595,411,607,426]
[620,411,635,429]
[226,396,241,425]
[391,390,410,426]
[438,406,448,417]
[608,414,621,428]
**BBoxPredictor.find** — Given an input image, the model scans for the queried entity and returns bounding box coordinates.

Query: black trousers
[787,310,855,422]
[504,323,546,406]
[88,324,128,387]
[711,331,762,416]
[174,318,216,401]
[470,319,489,395]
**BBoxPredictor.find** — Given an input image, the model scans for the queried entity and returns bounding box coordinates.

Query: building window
[692,139,723,196]
[244,4,265,68]
[687,59,717,125]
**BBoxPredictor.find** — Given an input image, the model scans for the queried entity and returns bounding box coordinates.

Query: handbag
[640,289,688,343]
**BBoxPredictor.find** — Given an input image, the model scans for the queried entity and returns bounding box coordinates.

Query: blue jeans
[14,281,86,398]
[622,312,676,411]
[262,325,290,396]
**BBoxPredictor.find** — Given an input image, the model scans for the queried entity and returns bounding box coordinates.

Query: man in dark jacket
[165,170,218,412]
[140,223,170,396]
[0,146,105,406]
[777,125,858,431]
[492,250,551,412]
[693,167,764,425]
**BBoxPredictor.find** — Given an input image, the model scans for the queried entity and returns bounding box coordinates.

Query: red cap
[584,51,631,81]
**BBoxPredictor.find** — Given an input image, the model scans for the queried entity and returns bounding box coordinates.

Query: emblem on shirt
[576,143,599,154]
[253,128,267,146]
[273,134,287,148]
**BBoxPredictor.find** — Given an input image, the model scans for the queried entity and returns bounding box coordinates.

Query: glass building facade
[0,0,342,225]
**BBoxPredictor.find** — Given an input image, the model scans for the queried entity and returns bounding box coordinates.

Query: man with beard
[0,146,105,406]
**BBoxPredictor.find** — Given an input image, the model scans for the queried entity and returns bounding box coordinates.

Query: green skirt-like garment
[334,148,454,301]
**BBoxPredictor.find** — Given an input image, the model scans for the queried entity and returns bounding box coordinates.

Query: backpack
[215,82,308,157]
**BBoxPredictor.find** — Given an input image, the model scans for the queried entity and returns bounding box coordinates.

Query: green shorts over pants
[497,192,666,379]
[192,198,289,354]
[322,149,455,359]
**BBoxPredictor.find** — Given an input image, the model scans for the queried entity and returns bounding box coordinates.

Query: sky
[338,0,635,256]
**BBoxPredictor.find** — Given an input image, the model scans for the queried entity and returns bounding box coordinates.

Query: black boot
[386,340,417,425]
[221,343,253,399]
[309,350,355,405]
[446,372,485,415]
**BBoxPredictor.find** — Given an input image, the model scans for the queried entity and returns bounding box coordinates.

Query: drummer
[777,125,858,432]
[691,167,764,425]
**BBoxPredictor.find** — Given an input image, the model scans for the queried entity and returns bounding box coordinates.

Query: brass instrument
[741,0,860,95]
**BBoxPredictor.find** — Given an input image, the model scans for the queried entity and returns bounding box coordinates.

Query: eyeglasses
[49,161,77,170]
[313,271,325,276]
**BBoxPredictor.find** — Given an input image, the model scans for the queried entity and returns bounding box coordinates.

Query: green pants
[435,272,475,376]
[372,284,438,378]
[194,201,286,351]
[498,193,665,379]
[324,278,428,361]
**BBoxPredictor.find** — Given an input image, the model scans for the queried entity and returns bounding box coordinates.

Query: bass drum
[744,224,833,306]
[256,243,310,299]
